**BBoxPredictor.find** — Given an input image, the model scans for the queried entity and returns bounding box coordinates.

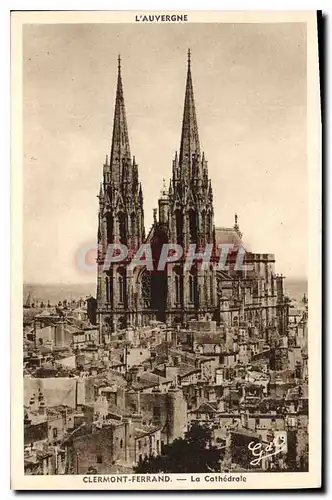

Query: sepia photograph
[11,10,321,490]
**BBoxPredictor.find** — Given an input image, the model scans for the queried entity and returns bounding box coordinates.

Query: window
[175,275,180,302]
[106,277,110,303]
[52,428,58,439]
[118,212,127,245]
[174,266,182,303]
[138,440,141,450]
[153,406,161,421]
[210,273,214,301]
[131,213,136,234]
[189,274,195,303]
[118,276,124,303]
[175,210,183,245]
[96,455,103,464]
[188,209,197,243]
[120,439,123,449]
[117,268,125,304]
[106,212,113,244]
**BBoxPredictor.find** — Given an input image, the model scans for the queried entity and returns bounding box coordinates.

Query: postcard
[11,10,321,490]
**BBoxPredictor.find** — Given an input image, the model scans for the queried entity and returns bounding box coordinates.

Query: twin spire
[109,50,201,172]
[109,55,131,167]
[179,48,201,166]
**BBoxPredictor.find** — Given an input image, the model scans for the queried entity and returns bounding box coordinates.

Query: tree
[134,423,222,474]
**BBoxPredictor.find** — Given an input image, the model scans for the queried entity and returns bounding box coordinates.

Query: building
[96,52,289,339]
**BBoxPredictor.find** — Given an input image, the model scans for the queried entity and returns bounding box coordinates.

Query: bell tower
[166,51,218,324]
[97,56,145,339]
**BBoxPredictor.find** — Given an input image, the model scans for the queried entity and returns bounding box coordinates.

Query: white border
[9,8,322,492]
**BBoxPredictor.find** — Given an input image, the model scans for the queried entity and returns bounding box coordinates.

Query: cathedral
[96,52,288,340]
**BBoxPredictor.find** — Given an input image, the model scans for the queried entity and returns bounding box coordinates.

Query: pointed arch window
[175,275,181,303]
[118,276,124,303]
[201,210,206,238]
[175,210,183,246]
[106,277,111,303]
[106,213,113,244]
[188,209,198,244]
[141,271,152,308]
[174,266,182,304]
[210,269,214,302]
[117,268,125,304]
[118,212,127,245]
[189,270,197,304]
[206,211,212,243]
[131,212,136,240]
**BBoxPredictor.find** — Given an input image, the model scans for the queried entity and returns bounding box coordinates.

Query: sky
[23,22,307,284]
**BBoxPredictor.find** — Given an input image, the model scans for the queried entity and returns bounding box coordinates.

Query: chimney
[129,365,143,385]
[29,393,38,412]
[215,368,224,385]
[37,389,46,415]
[55,321,65,347]
[207,388,216,402]
[165,329,172,343]
[240,409,249,428]
[173,356,181,367]
[165,365,178,383]
[171,329,178,347]
[217,398,225,413]
[38,399,46,415]
[136,390,140,414]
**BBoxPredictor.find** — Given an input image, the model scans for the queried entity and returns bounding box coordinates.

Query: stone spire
[234,213,243,238]
[179,49,201,168]
[110,55,131,168]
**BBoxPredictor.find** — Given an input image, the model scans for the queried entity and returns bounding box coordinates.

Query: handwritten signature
[248,435,287,466]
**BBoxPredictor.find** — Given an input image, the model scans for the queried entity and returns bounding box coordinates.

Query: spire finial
[234,213,243,239]
[110,54,131,165]
[179,47,200,165]
[160,178,168,198]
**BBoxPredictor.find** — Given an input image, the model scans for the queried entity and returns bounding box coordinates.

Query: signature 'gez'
[248,435,287,466]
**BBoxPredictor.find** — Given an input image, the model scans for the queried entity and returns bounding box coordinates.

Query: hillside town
[23,287,308,475]
[23,52,309,475]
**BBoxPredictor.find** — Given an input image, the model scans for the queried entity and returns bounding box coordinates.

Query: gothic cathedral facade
[96,53,288,340]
